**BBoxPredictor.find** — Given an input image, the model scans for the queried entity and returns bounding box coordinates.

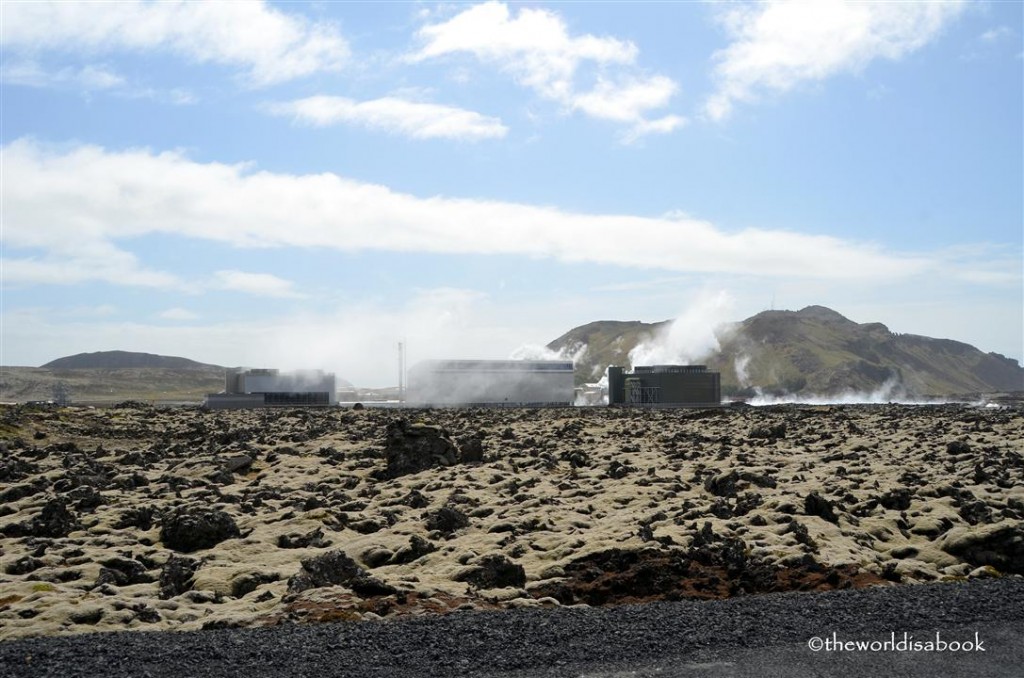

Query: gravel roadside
[2,578,1022,678]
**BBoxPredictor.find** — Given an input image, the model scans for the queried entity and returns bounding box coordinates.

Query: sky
[1,0,1021,387]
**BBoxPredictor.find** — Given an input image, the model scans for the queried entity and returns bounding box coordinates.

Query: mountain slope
[548,305,1023,397]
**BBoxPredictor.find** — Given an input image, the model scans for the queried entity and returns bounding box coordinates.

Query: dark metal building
[608,365,721,407]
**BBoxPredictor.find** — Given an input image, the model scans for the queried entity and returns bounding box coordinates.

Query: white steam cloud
[628,290,735,367]
[508,341,588,365]
[733,353,752,388]
[746,375,921,406]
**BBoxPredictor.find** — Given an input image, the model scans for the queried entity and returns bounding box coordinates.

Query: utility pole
[397,341,405,403]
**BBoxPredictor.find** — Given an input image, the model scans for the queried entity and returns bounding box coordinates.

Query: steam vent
[608,365,721,407]
[407,359,574,406]
[204,368,337,409]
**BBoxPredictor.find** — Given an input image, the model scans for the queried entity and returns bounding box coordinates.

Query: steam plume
[629,290,734,367]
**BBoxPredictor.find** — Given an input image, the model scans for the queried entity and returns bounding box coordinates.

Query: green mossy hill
[547,319,668,385]
[41,351,219,370]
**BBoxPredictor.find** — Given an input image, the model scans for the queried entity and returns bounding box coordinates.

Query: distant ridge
[41,350,221,370]
[548,305,1024,397]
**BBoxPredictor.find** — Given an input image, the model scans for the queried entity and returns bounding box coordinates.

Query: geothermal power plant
[204,361,722,409]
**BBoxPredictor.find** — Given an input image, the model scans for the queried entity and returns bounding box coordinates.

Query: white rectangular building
[407,359,574,406]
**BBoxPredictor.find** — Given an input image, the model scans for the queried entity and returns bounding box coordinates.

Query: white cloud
[412,1,636,96]
[267,95,507,141]
[69,304,119,318]
[411,1,683,138]
[572,76,678,123]
[157,307,199,321]
[980,26,1012,43]
[5,139,1017,293]
[705,0,967,121]
[1,59,126,90]
[1,246,181,289]
[0,0,350,86]
[962,25,1016,62]
[1,58,197,103]
[621,115,688,144]
[212,270,304,299]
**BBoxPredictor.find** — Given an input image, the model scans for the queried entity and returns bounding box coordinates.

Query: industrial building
[204,368,337,409]
[608,365,721,407]
[407,359,574,406]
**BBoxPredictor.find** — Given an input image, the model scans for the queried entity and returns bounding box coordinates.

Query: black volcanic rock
[382,420,460,479]
[389,535,438,565]
[5,556,45,575]
[940,522,1024,574]
[95,557,155,587]
[160,507,240,553]
[804,491,839,524]
[159,556,199,599]
[454,554,526,589]
[4,499,80,539]
[288,550,365,594]
[277,527,331,549]
[425,506,470,535]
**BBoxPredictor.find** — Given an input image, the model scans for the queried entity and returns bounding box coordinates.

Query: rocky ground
[0,402,1021,640]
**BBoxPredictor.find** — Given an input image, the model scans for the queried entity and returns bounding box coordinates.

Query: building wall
[204,393,265,410]
[609,365,721,406]
[407,360,574,405]
[240,371,335,400]
[217,368,337,406]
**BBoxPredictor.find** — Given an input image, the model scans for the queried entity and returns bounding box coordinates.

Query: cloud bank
[2,139,954,294]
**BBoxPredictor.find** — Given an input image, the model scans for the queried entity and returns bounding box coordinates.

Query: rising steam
[628,290,735,367]
[508,341,588,365]
[747,375,910,405]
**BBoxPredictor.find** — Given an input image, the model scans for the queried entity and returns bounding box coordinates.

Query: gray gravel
[2,578,1022,678]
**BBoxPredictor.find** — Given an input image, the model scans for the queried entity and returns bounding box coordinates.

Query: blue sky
[2,0,1021,386]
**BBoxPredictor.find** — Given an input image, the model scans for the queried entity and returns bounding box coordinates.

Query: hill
[41,350,218,370]
[547,320,668,383]
[4,351,356,404]
[548,305,1024,397]
[0,366,227,404]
